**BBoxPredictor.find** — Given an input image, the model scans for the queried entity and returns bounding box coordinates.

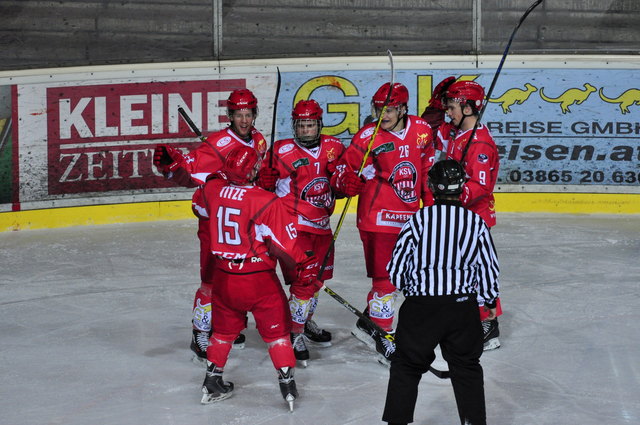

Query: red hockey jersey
[334,115,435,234]
[438,122,500,227]
[265,135,345,235]
[173,126,267,218]
[201,178,307,272]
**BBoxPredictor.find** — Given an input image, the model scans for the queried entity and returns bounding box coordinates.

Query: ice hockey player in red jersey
[256,99,345,366]
[199,145,321,411]
[152,89,268,362]
[437,79,503,350]
[330,82,436,364]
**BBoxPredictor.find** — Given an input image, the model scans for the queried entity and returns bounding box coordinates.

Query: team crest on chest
[389,161,418,202]
[301,177,332,208]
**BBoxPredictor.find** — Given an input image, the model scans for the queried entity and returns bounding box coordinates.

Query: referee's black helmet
[428,159,465,196]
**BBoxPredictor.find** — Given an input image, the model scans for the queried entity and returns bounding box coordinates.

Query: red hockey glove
[326,160,337,175]
[296,254,320,286]
[337,171,365,197]
[421,106,445,132]
[429,76,456,110]
[256,167,279,191]
[153,144,183,174]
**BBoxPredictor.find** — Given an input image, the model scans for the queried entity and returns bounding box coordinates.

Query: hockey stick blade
[322,285,449,379]
[178,107,205,141]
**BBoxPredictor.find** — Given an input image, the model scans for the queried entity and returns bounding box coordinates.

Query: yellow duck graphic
[488,83,538,113]
[538,83,597,114]
[598,88,640,114]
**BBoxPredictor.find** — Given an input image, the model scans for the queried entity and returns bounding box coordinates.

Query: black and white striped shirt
[387,200,499,304]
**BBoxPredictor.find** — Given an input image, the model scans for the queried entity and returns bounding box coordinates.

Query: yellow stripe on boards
[0,201,195,232]
[0,193,638,232]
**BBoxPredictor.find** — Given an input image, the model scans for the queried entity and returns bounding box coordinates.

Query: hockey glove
[336,171,365,197]
[256,167,279,191]
[326,160,337,175]
[296,254,321,287]
[153,144,184,174]
[429,76,456,110]
[421,106,445,132]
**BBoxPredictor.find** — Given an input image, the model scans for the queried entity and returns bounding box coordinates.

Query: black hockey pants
[382,294,486,425]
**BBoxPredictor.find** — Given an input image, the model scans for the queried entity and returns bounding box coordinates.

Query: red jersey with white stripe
[334,115,435,234]
[201,178,307,271]
[438,122,500,227]
[176,126,267,218]
[265,135,345,235]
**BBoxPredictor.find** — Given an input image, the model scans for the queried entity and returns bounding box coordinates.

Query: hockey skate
[291,333,309,367]
[190,329,209,365]
[351,310,378,351]
[277,367,298,412]
[304,319,332,347]
[201,362,234,404]
[374,331,396,367]
[482,318,500,351]
[232,333,246,350]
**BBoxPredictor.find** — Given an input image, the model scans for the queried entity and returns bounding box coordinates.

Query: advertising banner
[2,57,638,213]
[277,69,640,190]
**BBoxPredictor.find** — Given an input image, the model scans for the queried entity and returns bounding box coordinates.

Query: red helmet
[227,89,258,111]
[292,99,323,120]
[372,82,409,108]
[223,145,260,185]
[445,80,485,110]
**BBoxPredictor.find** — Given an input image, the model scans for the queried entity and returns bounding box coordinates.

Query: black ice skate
[351,309,378,351]
[482,318,500,351]
[190,328,210,365]
[201,362,234,404]
[233,333,246,350]
[277,367,298,412]
[374,331,396,367]
[291,333,309,367]
[304,319,332,347]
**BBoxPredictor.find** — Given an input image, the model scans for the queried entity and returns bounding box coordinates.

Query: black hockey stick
[461,0,544,161]
[322,284,449,379]
[178,107,206,142]
[268,67,282,168]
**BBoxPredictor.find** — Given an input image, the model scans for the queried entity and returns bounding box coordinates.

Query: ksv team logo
[301,177,333,208]
[389,161,418,202]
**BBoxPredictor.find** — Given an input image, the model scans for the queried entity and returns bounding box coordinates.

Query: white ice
[1,213,639,425]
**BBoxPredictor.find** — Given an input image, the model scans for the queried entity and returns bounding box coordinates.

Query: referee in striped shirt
[382,159,499,425]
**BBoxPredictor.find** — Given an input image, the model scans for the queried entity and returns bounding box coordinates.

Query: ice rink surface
[1,213,639,425]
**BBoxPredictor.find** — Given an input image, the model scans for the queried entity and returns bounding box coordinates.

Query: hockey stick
[268,67,282,168]
[461,0,544,161]
[318,49,395,279]
[322,284,449,379]
[178,107,206,142]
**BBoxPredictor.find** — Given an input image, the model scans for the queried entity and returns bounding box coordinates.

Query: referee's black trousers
[382,294,486,425]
